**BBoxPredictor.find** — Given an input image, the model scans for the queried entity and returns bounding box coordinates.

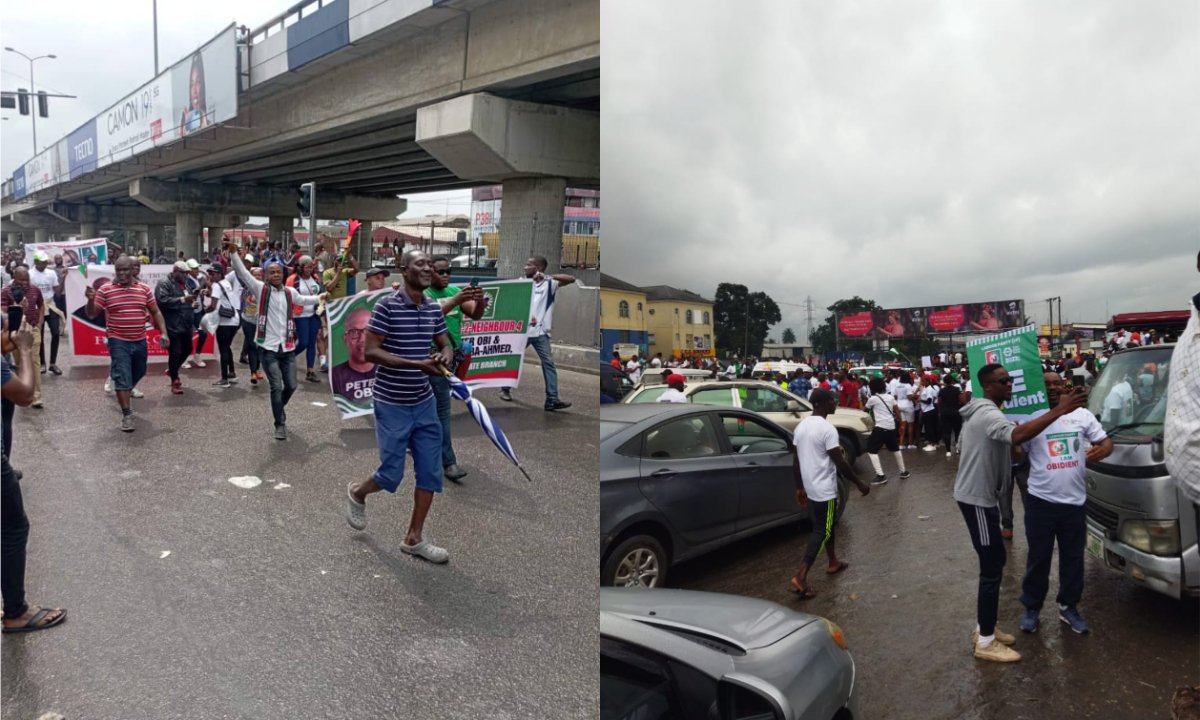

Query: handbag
[217,280,237,319]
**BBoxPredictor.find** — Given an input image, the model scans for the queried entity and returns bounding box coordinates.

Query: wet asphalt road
[2,352,598,720]
[671,448,1200,720]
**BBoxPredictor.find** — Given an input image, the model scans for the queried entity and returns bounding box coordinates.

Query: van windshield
[1087,346,1173,438]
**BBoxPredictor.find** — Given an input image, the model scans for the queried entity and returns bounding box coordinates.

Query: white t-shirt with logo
[865,393,898,430]
[793,415,841,502]
[1022,408,1107,506]
[892,383,915,410]
[528,276,559,338]
[28,267,58,299]
[919,385,939,412]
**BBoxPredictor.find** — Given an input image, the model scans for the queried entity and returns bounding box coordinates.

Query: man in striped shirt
[84,257,169,432]
[345,250,453,564]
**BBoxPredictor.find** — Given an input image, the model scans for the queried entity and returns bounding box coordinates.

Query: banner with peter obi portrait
[324,279,534,419]
[64,264,213,358]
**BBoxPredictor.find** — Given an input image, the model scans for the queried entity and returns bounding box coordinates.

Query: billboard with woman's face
[173,28,238,138]
[838,299,1025,338]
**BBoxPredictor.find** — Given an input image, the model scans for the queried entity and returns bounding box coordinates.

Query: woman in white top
[287,257,324,382]
[919,375,941,450]
[892,371,918,449]
[208,264,242,387]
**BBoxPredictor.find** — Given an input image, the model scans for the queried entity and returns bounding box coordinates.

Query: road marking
[159,551,171,559]
[228,476,262,489]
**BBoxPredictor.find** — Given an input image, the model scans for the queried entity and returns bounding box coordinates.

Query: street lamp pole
[4,47,56,156]
[153,0,160,74]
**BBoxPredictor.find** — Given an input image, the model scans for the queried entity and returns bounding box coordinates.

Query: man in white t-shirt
[650,353,664,369]
[498,256,575,411]
[29,252,64,375]
[1017,372,1112,635]
[625,358,642,385]
[789,389,870,599]
[656,374,688,403]
[863,376,909,485]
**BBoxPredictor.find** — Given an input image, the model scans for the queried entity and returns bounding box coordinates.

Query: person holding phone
[424,257,485,482]
[954,362,1088,663]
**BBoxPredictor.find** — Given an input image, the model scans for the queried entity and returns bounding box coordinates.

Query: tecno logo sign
[73,137,94,161]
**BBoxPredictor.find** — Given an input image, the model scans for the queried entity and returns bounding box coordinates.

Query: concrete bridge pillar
[34,228,49,243]
[175,212,204,262]
[497,177,567,278]
[7,232,20,248]
[206,225,226,257]
[269,216,294,251]
[354,221,373,272]
[146,225,165,257]
[80,223,99,239]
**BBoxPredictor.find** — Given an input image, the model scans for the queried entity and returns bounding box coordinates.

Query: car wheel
[602,534,668,588]
[838,433,857,466]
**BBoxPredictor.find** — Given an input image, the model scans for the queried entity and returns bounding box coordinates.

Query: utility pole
[743,293,750,358]
[153,0,160,74]
[5,48,56,156]
[804,294,815,345]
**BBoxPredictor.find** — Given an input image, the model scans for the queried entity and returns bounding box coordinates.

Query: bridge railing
[248,0,339,45]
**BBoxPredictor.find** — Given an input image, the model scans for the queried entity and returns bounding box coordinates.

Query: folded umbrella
[445,372,532,481]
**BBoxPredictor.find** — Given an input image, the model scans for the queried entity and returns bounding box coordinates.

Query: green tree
[810,296,878,355]
[713,283,782,358]
[781,328,797,344]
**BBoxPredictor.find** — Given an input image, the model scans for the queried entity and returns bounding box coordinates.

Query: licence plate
[1086,531,1104,559]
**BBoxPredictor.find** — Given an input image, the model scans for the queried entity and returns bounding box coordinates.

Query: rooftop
[642,285,714,305]
[600,273,648,295]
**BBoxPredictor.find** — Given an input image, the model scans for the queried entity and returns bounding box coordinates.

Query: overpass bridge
[1,0,598,276]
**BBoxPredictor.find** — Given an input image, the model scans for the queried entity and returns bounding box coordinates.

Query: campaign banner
[966,324,1048,418]
[459,279,533,386]
[25,237,108,267]
[65,264,210,359]
[24,145,58,194]
[11,168,26,200]
[325,279,533,419]
[837,300,1025,338]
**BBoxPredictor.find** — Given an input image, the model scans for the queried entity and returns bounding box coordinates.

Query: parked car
[601,587,857,720]
[1084,343,1197,599]
[601,404,851,588]
[635,367,717,387]
[751,360,812,379]
[622,379,873,464]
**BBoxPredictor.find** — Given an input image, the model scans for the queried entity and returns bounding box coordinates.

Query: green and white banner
[324,279,533,419]
[966,324,1048,418]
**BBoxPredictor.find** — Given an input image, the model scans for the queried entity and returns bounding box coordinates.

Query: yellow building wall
[645,300,715,359]
[481,233,600,267]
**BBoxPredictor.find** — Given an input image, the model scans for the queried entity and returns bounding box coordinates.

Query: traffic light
[0,92,14,110]
[296,182,315,219]
[37,91,48,118]
[17,88,29,116]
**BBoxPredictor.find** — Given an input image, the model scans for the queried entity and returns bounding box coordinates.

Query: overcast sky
[0,0,466,219]
[601,1,1199,339]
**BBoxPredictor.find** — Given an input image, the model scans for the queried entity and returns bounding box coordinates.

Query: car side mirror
[786,400,801,416]
[718,678,785,720]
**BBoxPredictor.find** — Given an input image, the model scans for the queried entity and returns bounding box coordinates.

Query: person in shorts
[84,257,169,432]
[789,389,870,599]
[863,376,909,484]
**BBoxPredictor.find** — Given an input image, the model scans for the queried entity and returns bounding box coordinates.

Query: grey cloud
[601,0,1199,333]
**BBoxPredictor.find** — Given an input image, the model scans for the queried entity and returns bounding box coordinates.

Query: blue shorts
[108,338,148,392]
[372,395,443,494]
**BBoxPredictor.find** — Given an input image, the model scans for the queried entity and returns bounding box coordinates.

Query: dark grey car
[601,587,857,719]
[600,404,849,587]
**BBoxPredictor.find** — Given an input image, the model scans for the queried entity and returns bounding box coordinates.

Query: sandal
[2,606,67,634]
[826,561,850,575]
[788,576,817,600]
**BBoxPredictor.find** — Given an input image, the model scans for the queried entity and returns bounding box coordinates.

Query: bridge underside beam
[129,179,406,221]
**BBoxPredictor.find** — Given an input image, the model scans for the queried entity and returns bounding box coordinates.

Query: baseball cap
[186,259,200,270]
[207,264,223,274]
[32,251,49,263]
[365,267,388,278]
[173,260,190,272]
[666,373,686,385]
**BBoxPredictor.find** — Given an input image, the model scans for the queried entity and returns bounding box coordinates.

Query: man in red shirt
[838,372,862,409]
[85,257,169,432]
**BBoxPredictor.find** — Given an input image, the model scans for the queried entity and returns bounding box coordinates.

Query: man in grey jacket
[955,362,1086,663]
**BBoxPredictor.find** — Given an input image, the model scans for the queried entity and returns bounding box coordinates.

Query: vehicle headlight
[823,619,847,649]
[1119,520,1181,556]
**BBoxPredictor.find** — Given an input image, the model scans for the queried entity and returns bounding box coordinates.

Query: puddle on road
[227,476,262,489]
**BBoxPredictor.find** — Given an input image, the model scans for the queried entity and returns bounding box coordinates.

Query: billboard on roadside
[10,25,238,198]
[837,299,1025,338]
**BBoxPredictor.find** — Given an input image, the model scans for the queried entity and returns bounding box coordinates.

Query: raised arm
[225,242,264,296]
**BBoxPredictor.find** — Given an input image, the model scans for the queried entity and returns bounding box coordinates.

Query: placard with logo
[965,324,1048,418]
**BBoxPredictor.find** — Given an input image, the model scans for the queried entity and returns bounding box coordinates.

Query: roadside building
[600,274,649,357]
[642,285,715,362]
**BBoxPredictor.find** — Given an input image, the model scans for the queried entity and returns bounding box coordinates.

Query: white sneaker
[923,444,937,452]
[131,387,144,399]
[193,358,207,368]
[181,361,192,370]
[104,378,113,394]
[946,451,953,458]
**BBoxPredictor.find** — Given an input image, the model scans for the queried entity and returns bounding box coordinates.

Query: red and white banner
[64,264,212,358]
